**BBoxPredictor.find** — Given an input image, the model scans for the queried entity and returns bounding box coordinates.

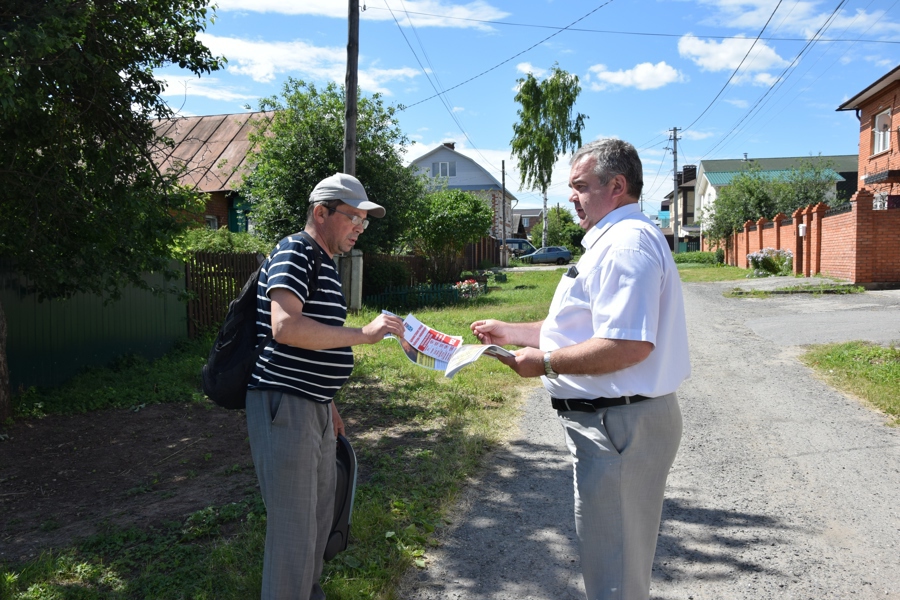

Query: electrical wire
[682,0,784,134]
[362,5,900,45]
[401,0,618,110]
[699,0,852,160]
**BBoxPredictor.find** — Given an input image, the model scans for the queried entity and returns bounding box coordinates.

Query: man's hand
[332,402,345,438]
[470,319,513,346]
[360,312,405,344]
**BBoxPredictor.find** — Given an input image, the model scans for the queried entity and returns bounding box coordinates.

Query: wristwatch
[543,351,559,379]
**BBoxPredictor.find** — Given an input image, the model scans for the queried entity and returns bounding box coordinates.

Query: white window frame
[873,109,891,155]
[204,215,219,230]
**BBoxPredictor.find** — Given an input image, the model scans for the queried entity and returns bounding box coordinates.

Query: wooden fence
[184,252,262,338]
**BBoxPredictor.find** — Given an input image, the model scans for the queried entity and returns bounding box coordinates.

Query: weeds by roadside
[801,341,900,425]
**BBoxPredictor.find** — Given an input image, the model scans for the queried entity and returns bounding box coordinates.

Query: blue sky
[157,0,900,215]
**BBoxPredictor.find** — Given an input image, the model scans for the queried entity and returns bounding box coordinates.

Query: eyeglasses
[328,207,369,230]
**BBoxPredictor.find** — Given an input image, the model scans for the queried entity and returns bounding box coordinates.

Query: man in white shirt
[471,138,690,600]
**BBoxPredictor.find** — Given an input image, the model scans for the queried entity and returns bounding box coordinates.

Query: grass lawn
[677,263,749,282]
[1,270,559,600]
[801,342,900,426]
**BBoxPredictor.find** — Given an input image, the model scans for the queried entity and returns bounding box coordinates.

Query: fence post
[338,250,363,312]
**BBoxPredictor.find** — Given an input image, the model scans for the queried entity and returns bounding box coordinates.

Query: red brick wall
[720,188,900,284]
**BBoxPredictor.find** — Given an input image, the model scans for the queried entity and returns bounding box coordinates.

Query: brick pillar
[803,205,814,277]
[756,217,767,252]
[743,220,754,268]
[772,213,786,250]
[851,189,875,284]
[792,207,805,276]
[811,203,828,276]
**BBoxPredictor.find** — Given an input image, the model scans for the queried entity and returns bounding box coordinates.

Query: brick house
[512,208,543,240]
[837,64,900,207]
[152,111,273,231]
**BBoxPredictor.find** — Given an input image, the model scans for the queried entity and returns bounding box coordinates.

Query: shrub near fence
[364,283,462,312]
[185,251,262,337]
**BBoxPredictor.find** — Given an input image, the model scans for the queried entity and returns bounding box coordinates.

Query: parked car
[504,238,537,257]
[521,246,572,265]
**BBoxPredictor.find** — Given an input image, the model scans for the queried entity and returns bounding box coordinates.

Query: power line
[700,0,851,160]
[363,5,900,45]
[401,0,618,110]
[682,0,783,134]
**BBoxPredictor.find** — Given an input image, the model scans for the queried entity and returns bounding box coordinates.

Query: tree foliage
[702,158,843,244]
[528,205,584,252]
[241,78,424,252]
[0,0,222,419]
[510,64,586,248]
[405,189,493,284]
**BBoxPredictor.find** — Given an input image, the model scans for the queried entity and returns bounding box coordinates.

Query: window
[522,217,530,227]
[205,215,219,230]
[431,161,456,177]
[873,109,891,155]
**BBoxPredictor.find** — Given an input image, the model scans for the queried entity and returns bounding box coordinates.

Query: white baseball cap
[308,173,385,218]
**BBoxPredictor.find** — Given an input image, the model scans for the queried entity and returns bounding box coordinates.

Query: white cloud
[725,98,749,108]
[678,34,788,73]
[452,106,464,113]
[587,62,684,91]
[159,75,257,102]
[198,34,419,94]
[516,62,547,78]
[682,130,715,141]
[694,1,900,38]
[214,0,509,30]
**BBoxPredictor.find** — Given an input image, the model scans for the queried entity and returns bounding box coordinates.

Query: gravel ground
[398,277,900,600]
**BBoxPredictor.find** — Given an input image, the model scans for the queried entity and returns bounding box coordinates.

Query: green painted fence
[1,264,187,392]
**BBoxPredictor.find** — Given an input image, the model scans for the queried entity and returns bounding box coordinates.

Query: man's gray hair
[307,198,342,220]
[571,139,643,199]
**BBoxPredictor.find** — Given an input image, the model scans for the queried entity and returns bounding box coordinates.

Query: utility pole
[671,127,680,253]
[501,160,507,267]
[343,0,359,175]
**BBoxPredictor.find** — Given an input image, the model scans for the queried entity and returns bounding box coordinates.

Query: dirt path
[398,278,900,599]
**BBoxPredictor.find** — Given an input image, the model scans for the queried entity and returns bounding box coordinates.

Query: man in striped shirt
[245,173,405,600]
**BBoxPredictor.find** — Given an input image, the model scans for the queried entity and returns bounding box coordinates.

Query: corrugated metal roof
[151,111,274,193]
[700,155,858,174]
[705,168,845,186]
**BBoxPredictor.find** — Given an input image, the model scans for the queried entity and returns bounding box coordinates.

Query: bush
[715,248,725,264]
[747,247,793,277]
[672,251,718,265]
[173,227,271,256]
[363,259,412,297]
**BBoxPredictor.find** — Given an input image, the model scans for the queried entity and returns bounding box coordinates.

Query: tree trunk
[0,300,10,422]
[542,188,549,249]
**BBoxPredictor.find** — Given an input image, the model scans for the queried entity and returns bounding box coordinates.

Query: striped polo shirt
[248,232,353,402]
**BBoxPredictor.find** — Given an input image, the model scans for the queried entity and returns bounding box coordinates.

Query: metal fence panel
[1,263,187,391]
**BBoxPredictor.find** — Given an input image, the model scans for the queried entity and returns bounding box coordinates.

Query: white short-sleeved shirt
[540,203,690,399]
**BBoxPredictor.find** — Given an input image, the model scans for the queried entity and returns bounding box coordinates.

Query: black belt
[551,395,652,412]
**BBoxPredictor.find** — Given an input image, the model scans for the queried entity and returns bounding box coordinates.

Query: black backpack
[201,231,321,410]
[325,433,358,561]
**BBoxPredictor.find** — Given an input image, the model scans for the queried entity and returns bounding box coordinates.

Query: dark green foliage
[715,248,725,264]
[363,259,412,297]
[0,0,222,300]
[405,189,494,284]
[241,79,425,253]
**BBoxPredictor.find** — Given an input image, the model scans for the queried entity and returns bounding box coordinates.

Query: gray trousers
[246,389,336,600]
[558,393,682,600]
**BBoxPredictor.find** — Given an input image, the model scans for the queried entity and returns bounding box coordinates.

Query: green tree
[702,158,843,246]
[0,0,222,419]
[405,189,493,284]
[510,65,587,248]
[241,78,424,253]
[529,205,583,252]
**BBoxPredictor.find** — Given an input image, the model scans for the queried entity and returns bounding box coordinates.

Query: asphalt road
[397,276,900,599]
